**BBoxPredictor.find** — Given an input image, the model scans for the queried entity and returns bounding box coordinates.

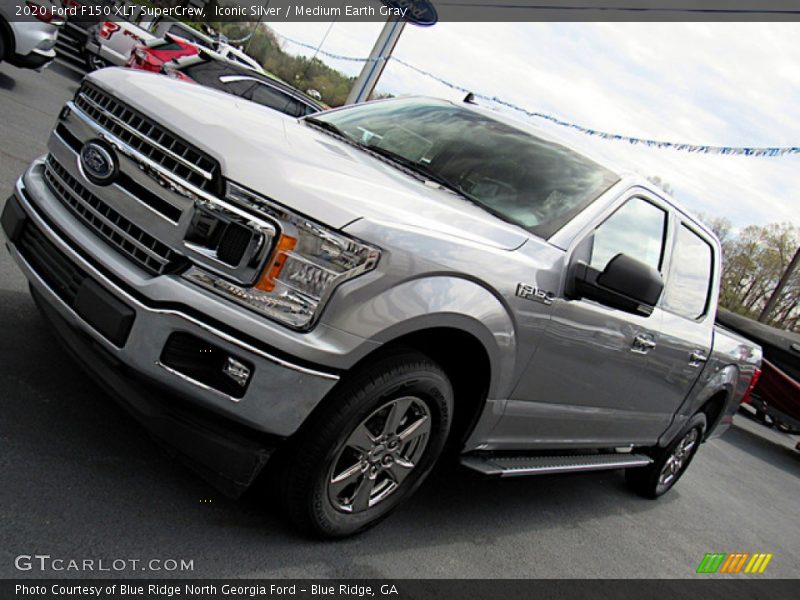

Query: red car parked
[127,34,199,73]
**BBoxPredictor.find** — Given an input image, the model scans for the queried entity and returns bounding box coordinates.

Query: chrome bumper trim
[12,176,339,383]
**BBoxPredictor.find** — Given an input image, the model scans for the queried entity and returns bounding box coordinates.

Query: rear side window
[182,61,230,87]
[285,98,321,118]
[662,224,713,320]
[221,79,257,96]
[590,198,667,272]
[249,84,297,115]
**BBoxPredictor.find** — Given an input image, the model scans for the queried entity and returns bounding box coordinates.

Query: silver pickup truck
[2,68,762,537]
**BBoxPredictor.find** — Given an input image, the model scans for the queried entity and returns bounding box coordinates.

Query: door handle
[632,334,656,353]
[689,351,708,367]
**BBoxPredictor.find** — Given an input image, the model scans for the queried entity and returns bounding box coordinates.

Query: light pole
[345,18,406,105]
[344,0,437,104]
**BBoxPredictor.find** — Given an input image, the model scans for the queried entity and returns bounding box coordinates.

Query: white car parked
[0,0,62,71]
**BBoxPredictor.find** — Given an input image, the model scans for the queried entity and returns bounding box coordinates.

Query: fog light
[223,357,251,388]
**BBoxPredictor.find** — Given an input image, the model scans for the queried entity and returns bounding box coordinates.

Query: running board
[460,453,652,477]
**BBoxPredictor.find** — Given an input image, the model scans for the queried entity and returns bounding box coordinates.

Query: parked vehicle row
[43,1,322,118]
[84,10,261,72]
[84,12,210,70]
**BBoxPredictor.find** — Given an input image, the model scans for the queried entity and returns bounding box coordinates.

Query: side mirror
[572,254,663,316]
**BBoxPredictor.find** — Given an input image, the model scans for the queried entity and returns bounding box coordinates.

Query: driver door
[498,195,673,449]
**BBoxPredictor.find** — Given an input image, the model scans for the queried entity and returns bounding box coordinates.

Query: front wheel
[278,351,453,538]
[626,412,706,498]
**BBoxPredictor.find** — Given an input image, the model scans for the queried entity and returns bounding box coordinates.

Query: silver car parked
[0,0,62,71]
[3,69,762,538]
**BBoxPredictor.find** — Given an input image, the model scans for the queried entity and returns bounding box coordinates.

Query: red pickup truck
[717,308,800,434]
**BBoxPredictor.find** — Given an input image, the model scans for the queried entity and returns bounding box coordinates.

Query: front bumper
[2,167,347,491]
[29,281,278,498]
[7,48,55,71]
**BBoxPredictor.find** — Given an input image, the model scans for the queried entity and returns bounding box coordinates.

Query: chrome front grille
[73,83,220,194]
[43,156,182,275]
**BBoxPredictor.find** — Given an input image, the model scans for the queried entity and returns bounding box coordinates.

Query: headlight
[183,182,380,330]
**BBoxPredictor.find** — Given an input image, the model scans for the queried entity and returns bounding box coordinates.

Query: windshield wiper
[362,144,481,204]
[304,117,345,137]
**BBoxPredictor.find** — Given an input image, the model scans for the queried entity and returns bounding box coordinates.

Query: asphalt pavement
[1,62,799,579]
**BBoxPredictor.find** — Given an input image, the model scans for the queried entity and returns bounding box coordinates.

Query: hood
[89,69,530,250]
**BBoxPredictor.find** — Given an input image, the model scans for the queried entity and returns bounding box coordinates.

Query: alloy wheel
[327,396,431,513]
[658,427,699,487]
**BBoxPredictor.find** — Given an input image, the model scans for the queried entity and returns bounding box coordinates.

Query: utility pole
[345,19,406,104]
[758,245,800,324]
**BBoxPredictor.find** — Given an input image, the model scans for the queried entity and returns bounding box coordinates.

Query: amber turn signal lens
[255,234,297,292]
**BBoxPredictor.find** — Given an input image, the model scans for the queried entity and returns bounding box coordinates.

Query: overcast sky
[268,21,799,231]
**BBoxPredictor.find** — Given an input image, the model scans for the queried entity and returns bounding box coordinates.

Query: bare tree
[715,222,800,332]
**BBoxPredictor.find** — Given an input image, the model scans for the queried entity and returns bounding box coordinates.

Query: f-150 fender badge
[516,283,554,305]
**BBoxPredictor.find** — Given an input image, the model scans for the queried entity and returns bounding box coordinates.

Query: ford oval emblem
[79,140,118,186]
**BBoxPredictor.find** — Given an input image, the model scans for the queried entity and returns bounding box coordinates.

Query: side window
[249,84,294,115]
[662,224,713,320]
[590,197,667,271]
[220,79,257,97]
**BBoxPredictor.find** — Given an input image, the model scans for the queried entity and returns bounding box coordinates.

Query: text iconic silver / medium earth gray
[2,68,761,537]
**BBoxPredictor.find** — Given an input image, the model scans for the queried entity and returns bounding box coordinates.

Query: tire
[277,350,453,538]
[755,408,774,427]
[626,412,706,499]
[0,31,6,62]
[85,53,108,71]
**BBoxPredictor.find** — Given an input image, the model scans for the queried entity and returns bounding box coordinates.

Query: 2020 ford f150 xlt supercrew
[2,68,762,537]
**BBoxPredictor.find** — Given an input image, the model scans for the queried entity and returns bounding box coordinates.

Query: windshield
[309,98,619,238]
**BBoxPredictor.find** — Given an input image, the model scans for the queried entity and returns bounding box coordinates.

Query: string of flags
[275,33,800,158]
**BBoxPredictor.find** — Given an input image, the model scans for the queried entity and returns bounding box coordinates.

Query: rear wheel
[626,412,706,498]
[278,351,453,538]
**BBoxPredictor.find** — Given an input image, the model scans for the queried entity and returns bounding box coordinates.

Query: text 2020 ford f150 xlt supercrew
[2,68,762,537]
